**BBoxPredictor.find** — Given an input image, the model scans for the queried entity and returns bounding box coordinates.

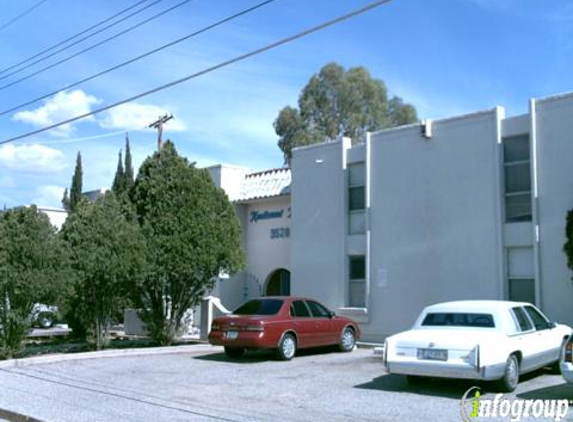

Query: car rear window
[421,312,495,328]
[233,299,284,315]
[290,301,310,317]
[512,306,533,332]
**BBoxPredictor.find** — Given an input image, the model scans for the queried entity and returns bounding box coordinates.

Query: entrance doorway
[265,269,291,296]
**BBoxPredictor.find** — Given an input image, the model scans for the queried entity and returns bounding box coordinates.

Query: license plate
[417,348,447,361]
[225,330,238,340]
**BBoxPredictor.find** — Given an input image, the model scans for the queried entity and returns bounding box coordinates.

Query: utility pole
[148,113,173,150]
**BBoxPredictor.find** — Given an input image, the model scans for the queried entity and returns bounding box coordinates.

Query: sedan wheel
[277,333,296,361]
[339,327,356,352]
[498,354,519,392]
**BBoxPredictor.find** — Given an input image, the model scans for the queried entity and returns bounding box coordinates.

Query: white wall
[365,111,506,340]
[245,196,291,291]
[291,141,348,308]
[534,94,573,325]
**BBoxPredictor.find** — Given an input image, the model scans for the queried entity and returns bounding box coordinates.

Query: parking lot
[0,345,571,422]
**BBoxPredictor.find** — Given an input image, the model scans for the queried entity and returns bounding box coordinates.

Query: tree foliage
[112,151,125,195]
[275,62,418,164]
[64,152,83,213]
[124,134,134,192]
[61,194,145,349]
[564,210,573,276]
[131,142,246,345]
[0,206,69,359]
[112,134,135,200]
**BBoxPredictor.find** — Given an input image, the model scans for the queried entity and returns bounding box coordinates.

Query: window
[509,279,535,304]
[524,306,550,331]
[306,301,330,318]
[511,307,533,332]
[503,135,532,222]
[290,301,310,317]
[234,299,283,315]
[348,163,365,234]
[506,247,535,304]
[421,313,495,328]
[348,256,366,307]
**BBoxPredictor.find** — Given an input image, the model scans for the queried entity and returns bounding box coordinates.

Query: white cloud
[12,90,100,137]
[99,102,187,132]
[0,144,65,173]
[32,185,66,208]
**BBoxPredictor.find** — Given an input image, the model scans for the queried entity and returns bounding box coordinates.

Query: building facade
[208,165,292,311]
[213,92,573,342]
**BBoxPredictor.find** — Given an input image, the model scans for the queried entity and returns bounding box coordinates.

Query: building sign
[270,227,290,239]
[249,207,291,240]
[250,209,284,223]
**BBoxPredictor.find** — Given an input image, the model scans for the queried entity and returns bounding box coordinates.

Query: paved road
[0,345,572,422]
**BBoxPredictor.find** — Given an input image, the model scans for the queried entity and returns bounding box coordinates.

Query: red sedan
[208,297,361,360]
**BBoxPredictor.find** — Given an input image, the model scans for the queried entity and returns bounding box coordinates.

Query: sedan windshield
[422,312,495,328]
[233,299,284,315]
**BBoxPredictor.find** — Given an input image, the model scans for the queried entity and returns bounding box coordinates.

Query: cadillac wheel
[277,333,296,361]
[499,354,519,392]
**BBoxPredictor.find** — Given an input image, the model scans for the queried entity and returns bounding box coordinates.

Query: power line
[0,0,395,145]
[0,0,278,117]
[0,0,194,92]
[0,0,49,34]
[0,0,168,83]
[0,0,152,76]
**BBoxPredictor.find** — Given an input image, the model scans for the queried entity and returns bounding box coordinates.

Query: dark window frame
[233,299,284,316]
[511,306,534,332]
[290,300,311,318]
[421,312,496,328]
[306,300,330,318]
[524,305,551,331]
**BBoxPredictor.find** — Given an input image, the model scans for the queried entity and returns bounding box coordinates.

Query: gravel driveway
[0,344,571,422]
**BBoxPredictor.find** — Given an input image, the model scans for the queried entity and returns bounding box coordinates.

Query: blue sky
[0,0,572,209]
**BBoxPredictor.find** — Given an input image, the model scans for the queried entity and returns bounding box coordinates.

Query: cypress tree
[69,152,83,213]
[112,151,124,195]
[124,133,134,192]
[62,188,70,212]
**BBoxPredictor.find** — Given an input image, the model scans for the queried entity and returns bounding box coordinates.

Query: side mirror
[327,311,336,319]
[549,321,557,329]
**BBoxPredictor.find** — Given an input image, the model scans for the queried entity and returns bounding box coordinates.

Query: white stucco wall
[291,141,348,308]
[38,207,67,230]
[244,196,291,291]
[365,110,506,340]
[534,93,573,325]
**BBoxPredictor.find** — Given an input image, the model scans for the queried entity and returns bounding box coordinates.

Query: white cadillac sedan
[382,300,571,392]
[560,335,573,383]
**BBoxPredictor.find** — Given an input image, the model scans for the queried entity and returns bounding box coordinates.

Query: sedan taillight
[244,324,264,332]
[565,340,573,363]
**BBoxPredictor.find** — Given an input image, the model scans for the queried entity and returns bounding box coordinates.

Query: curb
[356,341,384,349]
[0,407,46,422]
[0,342,216,369]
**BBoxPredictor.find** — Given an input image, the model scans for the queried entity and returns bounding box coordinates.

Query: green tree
[131,141,246,345]
[68,152,83,213]
[124,133,134,192]
[112,151,125,195]
[0,206,69,359]
[564,210,573,276]
[61,188,70,211]
[61,194,145,350]
[275,62,418,164]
